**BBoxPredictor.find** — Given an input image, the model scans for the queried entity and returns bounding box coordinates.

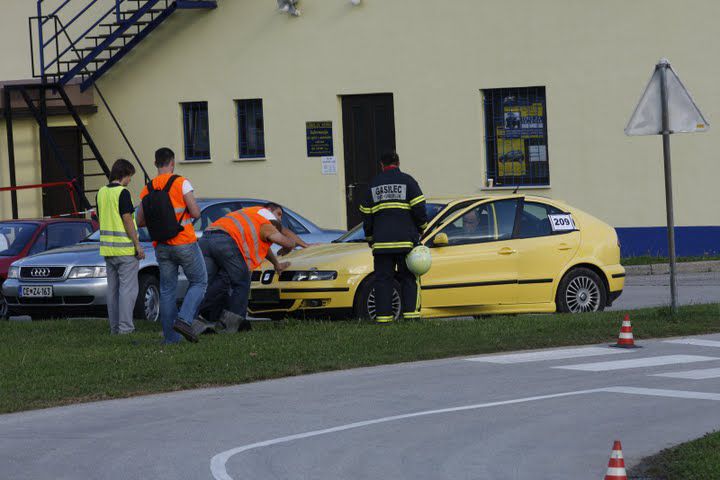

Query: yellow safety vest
[98,185,137,257]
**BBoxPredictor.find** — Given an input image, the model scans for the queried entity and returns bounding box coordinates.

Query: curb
[624,260,720,277]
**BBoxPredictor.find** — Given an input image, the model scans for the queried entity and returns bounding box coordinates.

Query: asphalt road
[3,334,720,479]
[610,271,720,311]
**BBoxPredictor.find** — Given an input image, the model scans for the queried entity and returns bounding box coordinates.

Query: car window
[431,200,481,229]
[28,228,47,255]
[440,199,519,246]
[195,202,244,231]
[282,213,309,234]
[0,223,39,256]
[518,202,564,239]
[46,223,94,250]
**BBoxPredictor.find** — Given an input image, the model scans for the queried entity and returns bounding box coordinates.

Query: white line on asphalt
[602,386,720,401]
[664,338,720,348]
[465,346,636,364]
[209,385,720,480]
[652,367,720,380]
[554,355,719,372]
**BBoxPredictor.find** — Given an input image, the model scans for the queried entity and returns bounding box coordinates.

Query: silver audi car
[2,198,344,321]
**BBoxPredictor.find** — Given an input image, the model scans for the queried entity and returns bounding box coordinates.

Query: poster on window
[502,102,545,139]
[496,137,527,176]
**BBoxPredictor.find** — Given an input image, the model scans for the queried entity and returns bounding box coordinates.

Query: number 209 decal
[548,214,576,232]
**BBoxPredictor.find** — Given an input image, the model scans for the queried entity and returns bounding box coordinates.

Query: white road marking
[210,385,720,479]
[653,367,720,380]
[465,346,635,364]
[554,355,718,372]
[603,386,720,401]
[664,338,720,348]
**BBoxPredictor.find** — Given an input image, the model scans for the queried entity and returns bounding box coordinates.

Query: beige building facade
[1,0,719,256]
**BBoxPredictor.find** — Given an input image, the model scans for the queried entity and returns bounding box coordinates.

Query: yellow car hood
[271,242,372,272]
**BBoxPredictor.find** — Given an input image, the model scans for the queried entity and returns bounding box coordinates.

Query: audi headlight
[7,266,19,279]
[291,271,337,281]
[68,266,107,279]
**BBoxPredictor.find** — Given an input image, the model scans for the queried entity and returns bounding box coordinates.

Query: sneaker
[173,319,199,343]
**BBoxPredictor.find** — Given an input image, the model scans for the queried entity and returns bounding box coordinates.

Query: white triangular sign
[625,59,709,136]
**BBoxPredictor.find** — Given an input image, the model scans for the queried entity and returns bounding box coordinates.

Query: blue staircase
[33,0,217,91]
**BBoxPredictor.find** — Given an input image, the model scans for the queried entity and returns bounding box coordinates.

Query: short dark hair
[380,151,400,166]
[264,202,283,214]
[155,147,175,168]
[109,159,136,182]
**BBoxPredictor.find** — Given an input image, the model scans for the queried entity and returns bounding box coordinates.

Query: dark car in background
[0,218,98,319]
[2,199,344,321]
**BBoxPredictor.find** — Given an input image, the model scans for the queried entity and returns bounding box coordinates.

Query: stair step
[86,33,136,40]
[100,20,151,28]
[120,8,166,16]
[84,189,100,194]
[76,45,123,53]
[59,59,107,65]
[83,173,108,178]
[83,158,98,162]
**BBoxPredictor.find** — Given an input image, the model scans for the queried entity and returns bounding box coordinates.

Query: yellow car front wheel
[354,276,402,322]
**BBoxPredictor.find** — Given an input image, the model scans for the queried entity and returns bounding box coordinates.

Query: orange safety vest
[209,206,274,270]
[140,173,197,245]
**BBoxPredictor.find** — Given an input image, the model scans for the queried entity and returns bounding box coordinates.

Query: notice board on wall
[306,121,334,157]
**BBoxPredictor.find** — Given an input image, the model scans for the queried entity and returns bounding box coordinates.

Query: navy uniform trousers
[373,253,421,323]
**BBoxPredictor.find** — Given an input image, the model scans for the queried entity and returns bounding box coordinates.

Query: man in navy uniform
[361,151,428,323]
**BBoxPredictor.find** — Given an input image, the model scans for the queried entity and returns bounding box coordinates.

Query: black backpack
[142,175,185,242]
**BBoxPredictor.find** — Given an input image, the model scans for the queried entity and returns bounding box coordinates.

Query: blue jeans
[199,231,251,318]
[155,242,208,343]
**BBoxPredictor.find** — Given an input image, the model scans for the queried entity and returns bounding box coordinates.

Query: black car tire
[134,273,160,322]
[353,275,403,321]
[556,267,607,314]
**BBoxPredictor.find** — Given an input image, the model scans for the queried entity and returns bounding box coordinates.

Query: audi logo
[31,268,51,277]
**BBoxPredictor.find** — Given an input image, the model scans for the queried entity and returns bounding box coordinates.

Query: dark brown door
[341,94,396,228]
[40,126,84,217]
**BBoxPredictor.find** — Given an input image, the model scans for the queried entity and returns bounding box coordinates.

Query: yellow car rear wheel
[556,267,607,314]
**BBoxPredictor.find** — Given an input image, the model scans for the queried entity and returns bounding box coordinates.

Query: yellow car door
[514,200,580,304]
[422,198,521,307]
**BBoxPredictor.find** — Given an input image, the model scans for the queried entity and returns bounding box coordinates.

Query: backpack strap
[163,174,181,193]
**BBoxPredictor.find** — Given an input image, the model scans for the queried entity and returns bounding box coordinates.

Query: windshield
[334,202,446,243]
[0,222,39,256]
[84,227,151,243]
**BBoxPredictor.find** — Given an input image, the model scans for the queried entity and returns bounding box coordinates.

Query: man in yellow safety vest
[98,159,145,334]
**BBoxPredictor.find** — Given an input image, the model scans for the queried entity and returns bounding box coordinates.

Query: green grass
[629,431,720,480]
[1,304,719,414]
[622,255,720,266]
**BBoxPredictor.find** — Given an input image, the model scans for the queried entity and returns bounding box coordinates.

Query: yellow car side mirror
[433,233,449,247]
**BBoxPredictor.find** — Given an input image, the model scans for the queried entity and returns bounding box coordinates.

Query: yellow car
[249,195,625,319]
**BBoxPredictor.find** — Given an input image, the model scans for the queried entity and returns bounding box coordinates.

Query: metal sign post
[658,62,678,313]
[625,58,709,314]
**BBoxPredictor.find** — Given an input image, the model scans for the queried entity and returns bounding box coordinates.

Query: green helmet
[406,245,432,276]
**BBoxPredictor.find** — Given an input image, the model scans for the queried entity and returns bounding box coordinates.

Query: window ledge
[180,159,212,164]
[480,184,551,191]
[233,157,267,163]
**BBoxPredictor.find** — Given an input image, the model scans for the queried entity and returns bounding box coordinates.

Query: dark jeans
[199,231,251,319]
[373,253,420,319]
[198,269,231,322]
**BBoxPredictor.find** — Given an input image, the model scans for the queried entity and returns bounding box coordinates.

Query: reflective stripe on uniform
[409,195,425,206]
[420,223,429,230]
[100,230,130,239]
[234,210,263,267]
[100,240,134,248]
[372,241,414,250]
[174,207,185,214]
[221,215,254,266]
[376,315,394,323]
[360,202,412,214]
[403,312,421,319]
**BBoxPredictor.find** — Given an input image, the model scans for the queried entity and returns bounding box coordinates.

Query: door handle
[346,184,356,203]
[498,247,517,255]
[558,243,573,251]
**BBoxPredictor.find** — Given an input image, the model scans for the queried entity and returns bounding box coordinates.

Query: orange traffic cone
[611,314,641,348]
[604,440,628,480]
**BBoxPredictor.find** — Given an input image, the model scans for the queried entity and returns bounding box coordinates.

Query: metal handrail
[38,1,132,74]
[50,14,151,182]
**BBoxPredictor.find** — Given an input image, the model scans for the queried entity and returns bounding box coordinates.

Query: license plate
[250,289,280,304]
[20,286,53,298]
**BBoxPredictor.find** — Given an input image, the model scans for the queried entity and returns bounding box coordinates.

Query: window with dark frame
[483,86,550,187]
[236,99,265,159]
[181,102,211,161]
